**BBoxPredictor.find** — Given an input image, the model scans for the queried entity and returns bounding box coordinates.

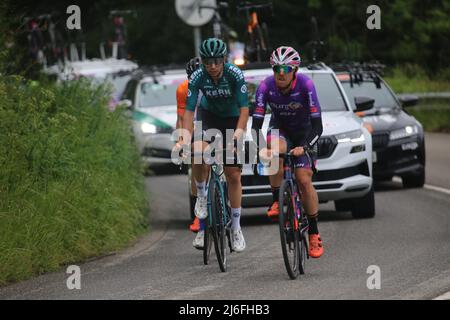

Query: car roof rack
[130,64,186,82]
[330,61,385,88]
[305,61,328,70]
[240,62,272,70]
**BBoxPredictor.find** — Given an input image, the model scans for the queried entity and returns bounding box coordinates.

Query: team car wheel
[350,185,376,219]
[402,169,425,188]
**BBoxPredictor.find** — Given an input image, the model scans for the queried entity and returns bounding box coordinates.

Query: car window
[303,73,348,112]
[340,80,399,109]
[106,74,133,101]
[123,80,137,104]
[138,82,178,108]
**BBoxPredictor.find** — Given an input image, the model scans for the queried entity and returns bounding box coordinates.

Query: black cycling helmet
[186,57,201,77]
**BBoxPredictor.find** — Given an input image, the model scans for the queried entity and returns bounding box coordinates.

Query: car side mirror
[118,99,133,109]
[398,94,419,108]
[354,96,375,112]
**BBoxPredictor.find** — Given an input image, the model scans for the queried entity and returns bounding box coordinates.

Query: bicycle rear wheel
[279,179,300,279]
[298,229,307,275]
[209,177,228,272]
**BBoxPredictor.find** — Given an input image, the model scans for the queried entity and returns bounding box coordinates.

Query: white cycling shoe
[231,229,246,253]
[194,196,208,219]
[193,230,204,250]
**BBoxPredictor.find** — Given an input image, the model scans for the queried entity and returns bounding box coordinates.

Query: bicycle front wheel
[203,220,213,265]
[279,179,300,279]
[209,177,228,272]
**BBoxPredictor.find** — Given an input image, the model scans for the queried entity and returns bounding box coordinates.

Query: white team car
[119,68,187,168]
[187,63,376,219]
[43,58,139,109]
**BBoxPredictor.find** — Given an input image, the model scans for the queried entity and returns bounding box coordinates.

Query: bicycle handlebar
[259,146,317,174]
[109,10,137,17]
[279,147,317,174]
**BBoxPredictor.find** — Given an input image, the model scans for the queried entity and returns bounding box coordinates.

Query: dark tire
[402,169,425,188]
[203,222,213,265]
[261,22,271,57]
[299,231,307,275]
[254,25,264,62]
[334,199,352,212]
[189,195,196,220]
[209,178,228,272]
[350,185,376,219]
[279,179,300,279]
[245,31,257,62]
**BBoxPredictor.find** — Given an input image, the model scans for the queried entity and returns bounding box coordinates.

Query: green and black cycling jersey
[186,63,249,118]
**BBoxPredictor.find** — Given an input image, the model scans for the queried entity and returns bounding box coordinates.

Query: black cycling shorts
[191,109,241,167]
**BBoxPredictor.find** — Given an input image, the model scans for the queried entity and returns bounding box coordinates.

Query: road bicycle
[180,143,239,272]
[198,2,237,47]
[260,147,316,279]
[237,2,272,63]
[106,10,137,59]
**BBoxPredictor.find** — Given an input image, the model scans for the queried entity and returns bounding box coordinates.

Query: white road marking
[392,177,450,195]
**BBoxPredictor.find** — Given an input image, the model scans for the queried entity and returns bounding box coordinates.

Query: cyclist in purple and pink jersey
[252,46,324,258]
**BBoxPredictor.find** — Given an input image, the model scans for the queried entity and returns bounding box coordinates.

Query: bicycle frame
[281,154,308,234]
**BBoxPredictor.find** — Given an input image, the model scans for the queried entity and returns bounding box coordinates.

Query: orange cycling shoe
[308,234,324,258]
[189,217,200,233]
[267,201,280,219]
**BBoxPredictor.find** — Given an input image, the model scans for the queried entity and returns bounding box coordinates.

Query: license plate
[401,142,418,151]
[372,152,377,163]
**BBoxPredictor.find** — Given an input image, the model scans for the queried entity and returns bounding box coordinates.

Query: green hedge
[0,76,148,285]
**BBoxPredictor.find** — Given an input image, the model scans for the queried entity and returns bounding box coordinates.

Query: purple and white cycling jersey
[253,73,322,139]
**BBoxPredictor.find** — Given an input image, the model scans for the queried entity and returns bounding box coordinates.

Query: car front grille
[372,133,389,150]
[317,136,337,159]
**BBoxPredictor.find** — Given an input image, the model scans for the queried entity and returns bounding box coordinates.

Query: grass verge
[0,76,149,285]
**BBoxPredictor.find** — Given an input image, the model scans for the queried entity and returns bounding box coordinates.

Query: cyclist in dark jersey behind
[174,38,249,252]
[252,46,324,258]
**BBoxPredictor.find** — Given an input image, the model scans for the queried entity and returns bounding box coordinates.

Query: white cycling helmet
[270,46,301,68]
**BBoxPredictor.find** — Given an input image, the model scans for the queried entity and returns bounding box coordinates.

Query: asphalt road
[1,133,449,300]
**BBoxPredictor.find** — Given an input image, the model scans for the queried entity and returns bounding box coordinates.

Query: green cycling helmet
[199,38,227,58]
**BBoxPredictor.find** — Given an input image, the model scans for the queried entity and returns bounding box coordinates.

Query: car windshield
[139,82,178,108]
[304,73,348,111]
[340,80,399,109]
[245,72,348,113]
[100,74,133,100]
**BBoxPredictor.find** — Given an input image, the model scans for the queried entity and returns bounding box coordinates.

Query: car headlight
[335,130,365,143]
[141,122,157,134]
[389,125,419,140]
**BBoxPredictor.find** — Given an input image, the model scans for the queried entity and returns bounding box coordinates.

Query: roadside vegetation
[0,76,149,285]
[385,65,450,94]
[408,99,450,133]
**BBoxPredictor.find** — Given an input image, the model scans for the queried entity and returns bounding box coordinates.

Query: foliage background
[1,0,450,79]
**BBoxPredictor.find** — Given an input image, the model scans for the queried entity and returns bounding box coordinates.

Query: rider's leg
[192,140,210,223]
[192,140,209,196]
[265,136,287,216]
[295,167,323,258]
[224,165,246,252]
[224,166,242,229]
[268,136,287,194]
[295,168,319,224]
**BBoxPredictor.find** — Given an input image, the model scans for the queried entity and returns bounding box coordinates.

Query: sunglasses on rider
[272,65,295,74]
[203,57,225,66]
